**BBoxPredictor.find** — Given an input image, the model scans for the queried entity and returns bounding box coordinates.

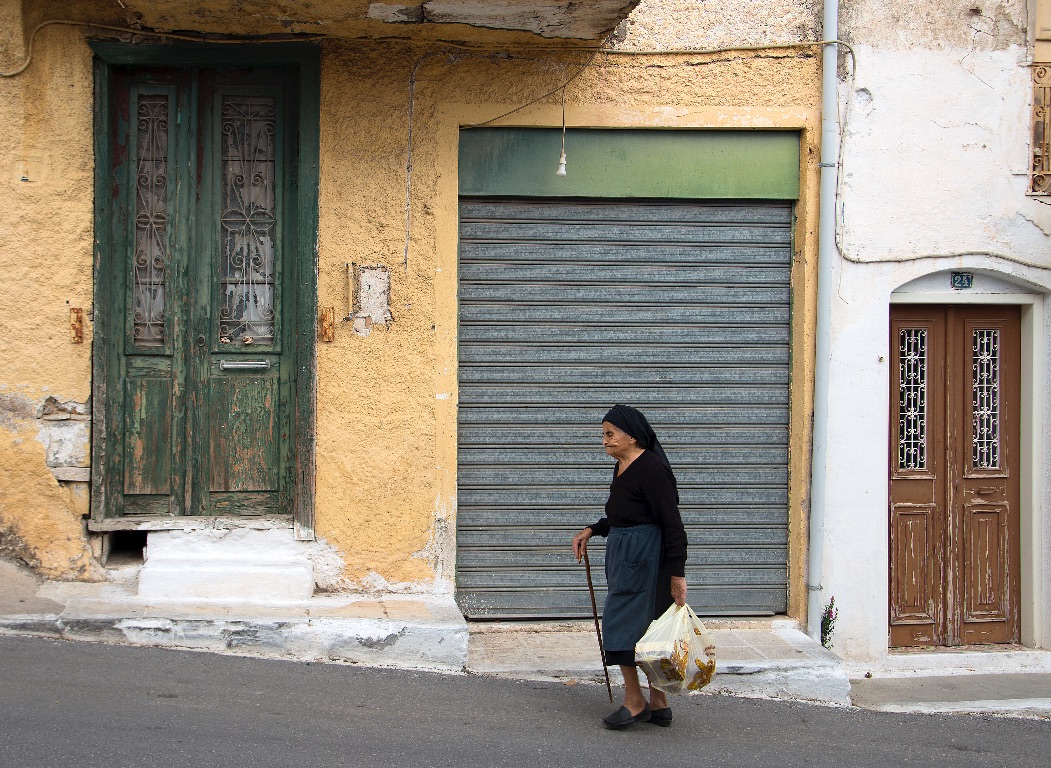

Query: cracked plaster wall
[839,44,1046,259]
[2,1,822,595]
[0,393,97,578]
[837,0,1049,261]
[840,0,1028,52]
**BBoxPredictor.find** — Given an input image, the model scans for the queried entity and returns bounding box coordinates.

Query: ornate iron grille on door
[132,94,170,348]
[219,96,277,346]
[972,329,1001,469]
[897,328,927,471]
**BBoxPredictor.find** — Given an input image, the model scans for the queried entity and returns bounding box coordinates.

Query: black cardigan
[587,450,688,577]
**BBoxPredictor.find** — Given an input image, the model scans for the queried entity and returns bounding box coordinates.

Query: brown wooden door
[889,305,1021,647]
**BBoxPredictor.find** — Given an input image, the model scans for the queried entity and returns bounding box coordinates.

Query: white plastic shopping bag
[635,603,716,695]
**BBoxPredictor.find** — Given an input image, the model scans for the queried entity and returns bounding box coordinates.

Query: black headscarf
[602,404,672,471]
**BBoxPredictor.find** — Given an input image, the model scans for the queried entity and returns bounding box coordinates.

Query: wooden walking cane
[583,547,614,703]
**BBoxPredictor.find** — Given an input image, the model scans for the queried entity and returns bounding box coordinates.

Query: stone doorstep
[136,562,315,601]
[849,675,1051,719]
[467,618,839,663]
[844,649,1051,680]
[468,666,853,708]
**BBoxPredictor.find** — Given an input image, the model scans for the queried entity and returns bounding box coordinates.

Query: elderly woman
[572,404,688,730]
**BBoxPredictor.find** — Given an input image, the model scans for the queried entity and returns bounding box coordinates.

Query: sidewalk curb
[0,607,469,673]
[864,700,1051,719]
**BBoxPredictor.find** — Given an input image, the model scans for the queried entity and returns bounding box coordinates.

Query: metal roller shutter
[456,198,791,619]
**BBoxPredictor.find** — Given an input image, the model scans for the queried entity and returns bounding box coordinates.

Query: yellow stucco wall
[0,3,820,618]
[314,41,821,610]
[0,10,98,577]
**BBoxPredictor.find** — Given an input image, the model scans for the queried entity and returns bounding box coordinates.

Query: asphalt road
[0,635,1047,768]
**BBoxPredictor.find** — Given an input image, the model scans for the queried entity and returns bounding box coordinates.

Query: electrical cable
[404,40,604,269]
[0,18,319,77]
[463,42,606,128]
[6,20,1049,273]
[403,51,442,273]
[823,46,1051,271]
[556,85,567,176]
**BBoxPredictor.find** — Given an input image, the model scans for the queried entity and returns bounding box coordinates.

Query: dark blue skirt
[602,524,661,664]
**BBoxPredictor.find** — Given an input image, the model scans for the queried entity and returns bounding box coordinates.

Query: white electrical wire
[0,19,316,77]
[7,20,1048,272]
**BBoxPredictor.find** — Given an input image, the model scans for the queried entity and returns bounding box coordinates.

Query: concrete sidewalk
[3,559,1050,717]
[468,618,850,705]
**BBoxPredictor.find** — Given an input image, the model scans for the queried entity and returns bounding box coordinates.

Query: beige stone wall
[0,2,821,615]
[616,0,821,49]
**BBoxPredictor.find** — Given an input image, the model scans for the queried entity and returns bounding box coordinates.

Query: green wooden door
[100,66,298,518]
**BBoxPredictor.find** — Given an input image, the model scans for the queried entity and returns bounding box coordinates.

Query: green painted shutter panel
[456,198,791,618]
[458,129,801,200]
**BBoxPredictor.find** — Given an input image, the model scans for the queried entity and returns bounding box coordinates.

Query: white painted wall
[840,45,1051,262]
[824,4,1051,661]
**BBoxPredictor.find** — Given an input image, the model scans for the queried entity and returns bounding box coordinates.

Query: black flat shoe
[648,707,672,727]
[602,704,651,730]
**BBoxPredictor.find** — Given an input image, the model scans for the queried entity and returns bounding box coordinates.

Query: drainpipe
[807,0,839,639]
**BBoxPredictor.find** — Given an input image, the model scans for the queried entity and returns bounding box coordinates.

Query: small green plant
[820,596,838,649]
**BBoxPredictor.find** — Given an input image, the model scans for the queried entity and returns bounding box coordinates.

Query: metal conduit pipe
[807,0,839,639]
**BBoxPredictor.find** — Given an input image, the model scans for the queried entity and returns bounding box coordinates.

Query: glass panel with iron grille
[898,328,927,471]
[218,96,277,346]
[972,329,1001,469]
[132,94,169,348]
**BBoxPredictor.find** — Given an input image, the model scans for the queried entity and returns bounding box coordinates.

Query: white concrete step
[138,529,314,601]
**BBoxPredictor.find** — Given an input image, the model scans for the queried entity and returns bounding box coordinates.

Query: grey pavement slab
[853,673,1051,704]
[466,618,852,705]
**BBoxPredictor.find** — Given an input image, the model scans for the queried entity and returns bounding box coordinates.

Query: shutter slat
[457,197,792,618]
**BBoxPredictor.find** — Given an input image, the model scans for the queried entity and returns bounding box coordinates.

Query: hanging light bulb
[555,87,567,176]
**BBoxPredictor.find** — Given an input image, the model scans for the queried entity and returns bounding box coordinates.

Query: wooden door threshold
[87,514,293,532]
[889,643,1028,655]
